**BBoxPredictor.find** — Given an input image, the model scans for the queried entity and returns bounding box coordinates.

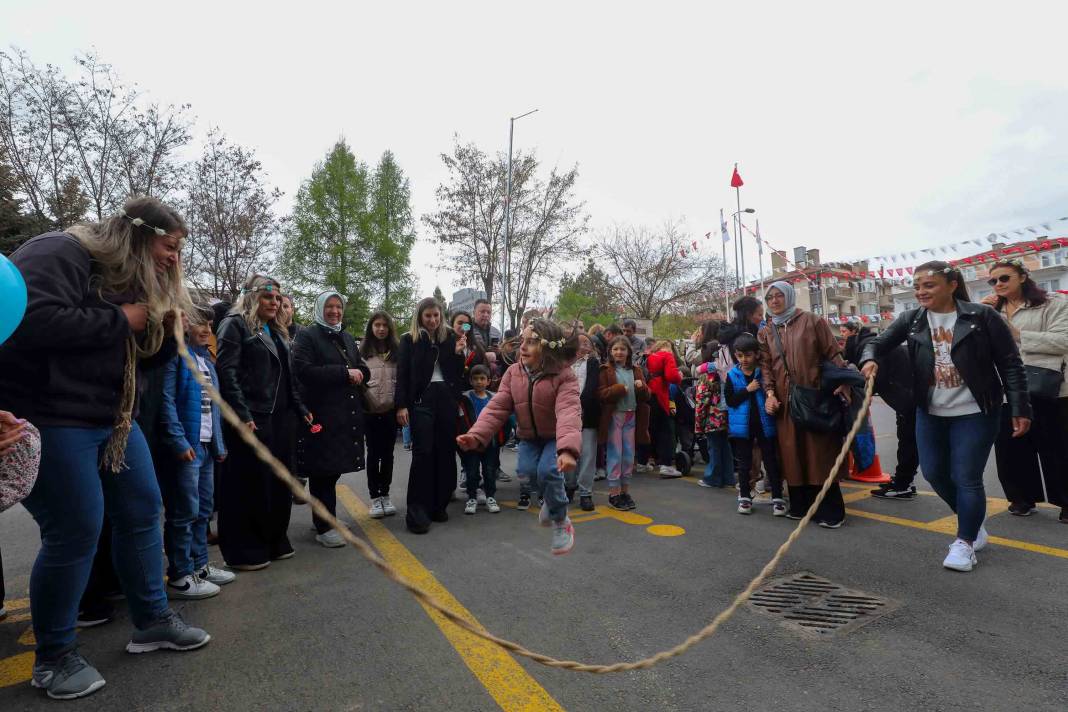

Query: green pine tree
[368,151,416,319]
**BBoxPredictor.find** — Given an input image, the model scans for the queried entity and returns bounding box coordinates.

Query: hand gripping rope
[176,317,875,673]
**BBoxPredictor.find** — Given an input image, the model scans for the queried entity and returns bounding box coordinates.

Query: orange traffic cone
[847,419,892,483]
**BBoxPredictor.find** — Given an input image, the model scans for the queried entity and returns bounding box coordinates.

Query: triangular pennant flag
[730,164,744,188]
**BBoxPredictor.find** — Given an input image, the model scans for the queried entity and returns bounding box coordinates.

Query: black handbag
[1025,363,1064,400]
[772,323,846,434]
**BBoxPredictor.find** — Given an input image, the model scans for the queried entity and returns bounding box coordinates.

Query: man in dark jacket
[841,321,918,499]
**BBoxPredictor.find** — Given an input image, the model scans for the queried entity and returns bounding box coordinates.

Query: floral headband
[117,208,168,236]
[990,257,1028,274]
[240,282,278,295]
[530,332,566,350]
[920,266,957,277]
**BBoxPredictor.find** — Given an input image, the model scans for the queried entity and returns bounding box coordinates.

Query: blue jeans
[915,407,1000,542]
[158,442,215,579]
[702,432,735,486]
[21,423,169,659]
[517,439,569,523]
[402,424,412,447]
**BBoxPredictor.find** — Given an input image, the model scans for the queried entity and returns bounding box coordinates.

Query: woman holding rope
[862,261,1031,571]
[759,281,853,527]
[216,275,312,569]
[0,197,210,700]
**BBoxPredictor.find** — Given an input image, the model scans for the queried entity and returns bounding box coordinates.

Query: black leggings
[309,474,342,534]
[365,411,396,499]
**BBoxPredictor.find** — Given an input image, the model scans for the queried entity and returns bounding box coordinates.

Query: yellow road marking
[0,652,33,689]
[3,598,29,612]
[336,485,566,712]
[647,525,686,537]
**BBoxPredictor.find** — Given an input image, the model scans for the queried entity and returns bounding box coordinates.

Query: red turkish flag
[730,165,744,188]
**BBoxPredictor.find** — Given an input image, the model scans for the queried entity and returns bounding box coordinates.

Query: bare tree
[598,221,726,321]
[424,137,587,329]
[115,101,192,200]
[182,130,281,300]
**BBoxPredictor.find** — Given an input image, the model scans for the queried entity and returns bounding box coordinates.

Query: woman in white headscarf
[291,291,370,547]
[758,280,852,527]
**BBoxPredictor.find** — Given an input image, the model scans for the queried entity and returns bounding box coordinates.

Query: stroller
[671,378,706,475]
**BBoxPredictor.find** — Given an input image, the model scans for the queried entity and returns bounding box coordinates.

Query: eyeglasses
[987,275,1013,286]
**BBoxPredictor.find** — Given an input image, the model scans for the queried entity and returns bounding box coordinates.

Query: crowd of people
[0,197,1065,701]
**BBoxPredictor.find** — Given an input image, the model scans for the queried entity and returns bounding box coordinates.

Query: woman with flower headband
[458,318,582,554]
[0,197,210,699]
[862,261,1031,571]
[979,258,1068,523]
[215,274,312,569]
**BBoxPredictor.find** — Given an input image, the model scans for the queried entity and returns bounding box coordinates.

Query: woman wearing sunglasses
[980,259,1068,523]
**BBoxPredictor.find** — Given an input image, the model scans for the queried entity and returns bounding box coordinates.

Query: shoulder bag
[772,321,846,434]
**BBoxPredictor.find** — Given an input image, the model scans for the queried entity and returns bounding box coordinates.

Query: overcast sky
[6,1,1066,301]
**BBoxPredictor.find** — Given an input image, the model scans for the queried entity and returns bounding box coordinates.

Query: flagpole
[735,179,744,289]
[721,215,729,313]
[757,218,765,295]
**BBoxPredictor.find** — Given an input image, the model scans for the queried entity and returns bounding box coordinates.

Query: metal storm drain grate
[747,572,898,637]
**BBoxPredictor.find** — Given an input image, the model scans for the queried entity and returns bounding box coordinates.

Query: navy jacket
[159,347,227,459]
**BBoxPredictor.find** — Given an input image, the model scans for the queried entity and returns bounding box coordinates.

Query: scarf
[766,280,798,326]
[314,290,345,333]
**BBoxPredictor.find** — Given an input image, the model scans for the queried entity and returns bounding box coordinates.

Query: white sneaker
[315,529,346,548]
[476,488,487,505]
[197,564,236,586]
[658,465,683,479]
[595,468,607,481]
[167,573,220,600]
[635,464,654,475]
[486,497,501,513]
[380,496,397,516]
[755,478,768,495]
[369,498,385,519]
[943,539,977,572]
[737,497,753,515]
[974,525,989,552]
[464,498,478,515]
[772,499,787,517]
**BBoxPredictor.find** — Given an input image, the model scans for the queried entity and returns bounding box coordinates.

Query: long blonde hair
[409,296,448,343]
[231,274,286,339]
[67,195,194,357]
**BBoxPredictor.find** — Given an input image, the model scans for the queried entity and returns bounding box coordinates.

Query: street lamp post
[501,108,538,334]
[732,208,756,295]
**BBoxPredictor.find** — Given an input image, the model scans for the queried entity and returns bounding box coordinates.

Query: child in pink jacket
[458,319,581,555]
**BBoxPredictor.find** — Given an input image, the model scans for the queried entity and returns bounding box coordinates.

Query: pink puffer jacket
[466,363,582,458]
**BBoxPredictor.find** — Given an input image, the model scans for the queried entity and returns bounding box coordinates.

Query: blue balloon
[0,253,27,346]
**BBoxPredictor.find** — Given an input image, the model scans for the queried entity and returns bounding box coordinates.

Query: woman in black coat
[395,297,466,534]
[292,290,370,548]
[216,275,311,570]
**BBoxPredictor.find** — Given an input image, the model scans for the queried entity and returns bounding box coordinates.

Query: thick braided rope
[178,318,874,673]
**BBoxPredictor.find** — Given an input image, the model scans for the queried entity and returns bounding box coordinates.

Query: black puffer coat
[292,324,371,477]
[861,301,1031,418]
[216,314,308,423]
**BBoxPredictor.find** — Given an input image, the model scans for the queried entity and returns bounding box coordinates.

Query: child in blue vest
[457,364,502,514]
[724,334,785,516]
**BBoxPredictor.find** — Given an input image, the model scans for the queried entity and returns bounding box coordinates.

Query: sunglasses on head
[987,275,1013,286]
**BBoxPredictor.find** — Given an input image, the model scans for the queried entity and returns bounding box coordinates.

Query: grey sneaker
[551,518,575,556]
[197,564,236,585]
[369,498,385,519]
[380,496,397,516]
[126,610,211,654]
[32,650,106,700]
[315,529,346,548]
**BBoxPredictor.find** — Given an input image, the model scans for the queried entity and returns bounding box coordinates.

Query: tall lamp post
[501,108,539,334]
[732,208,756,295]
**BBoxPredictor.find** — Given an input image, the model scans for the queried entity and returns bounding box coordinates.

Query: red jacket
[466,363,583,459]
[645,350,682,413]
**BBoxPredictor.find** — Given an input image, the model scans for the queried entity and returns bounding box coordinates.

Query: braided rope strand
[176,315,874,673]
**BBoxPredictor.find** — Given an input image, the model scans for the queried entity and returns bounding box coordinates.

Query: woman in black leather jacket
[395,297,465,534]
[216,275,311,569]
[861,261,1030,573]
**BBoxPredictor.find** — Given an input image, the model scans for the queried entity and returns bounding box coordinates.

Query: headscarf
[766,280,798,326]
[314,290,346,333]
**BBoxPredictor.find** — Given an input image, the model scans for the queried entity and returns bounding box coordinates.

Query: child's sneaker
[658,465,683,479]
[772,498,787,517]
[476,488,487,505]
[539,501,552,527]
[737,497,753,515]
[579,495,594,511]
[622,492,637,510]
[380,496,397,516]
[608,494,627,510]
[369,498,385,519]
[517,493,531,510]
[551,518,575,555]
[464,499,477,515]
[486,497,501,513]
[595,468,607,481]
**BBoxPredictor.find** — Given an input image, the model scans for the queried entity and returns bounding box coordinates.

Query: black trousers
[994,396,1068,508]
[309,474,342,534]
[407,383,458,531]
[218,410,295,566]
[894,408,919,486]
[365,411,396,499]
[788,483,845,523]
[649,399,675,467]
[733,434,784,499]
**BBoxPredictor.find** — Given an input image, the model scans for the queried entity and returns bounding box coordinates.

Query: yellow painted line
[0,613,30,624]
[0,652,34,689]
[336,485,565,712]
[3,598,29,612]
[843,489,873,504]
[17,626,35,646]
[845,508,1068,559]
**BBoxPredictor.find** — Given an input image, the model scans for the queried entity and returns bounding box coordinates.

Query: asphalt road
[1,400,1066,711]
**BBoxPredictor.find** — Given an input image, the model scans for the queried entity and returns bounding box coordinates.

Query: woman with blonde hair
[395,297,465,533]
[216,274,311,568]
[0,197,209,699]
